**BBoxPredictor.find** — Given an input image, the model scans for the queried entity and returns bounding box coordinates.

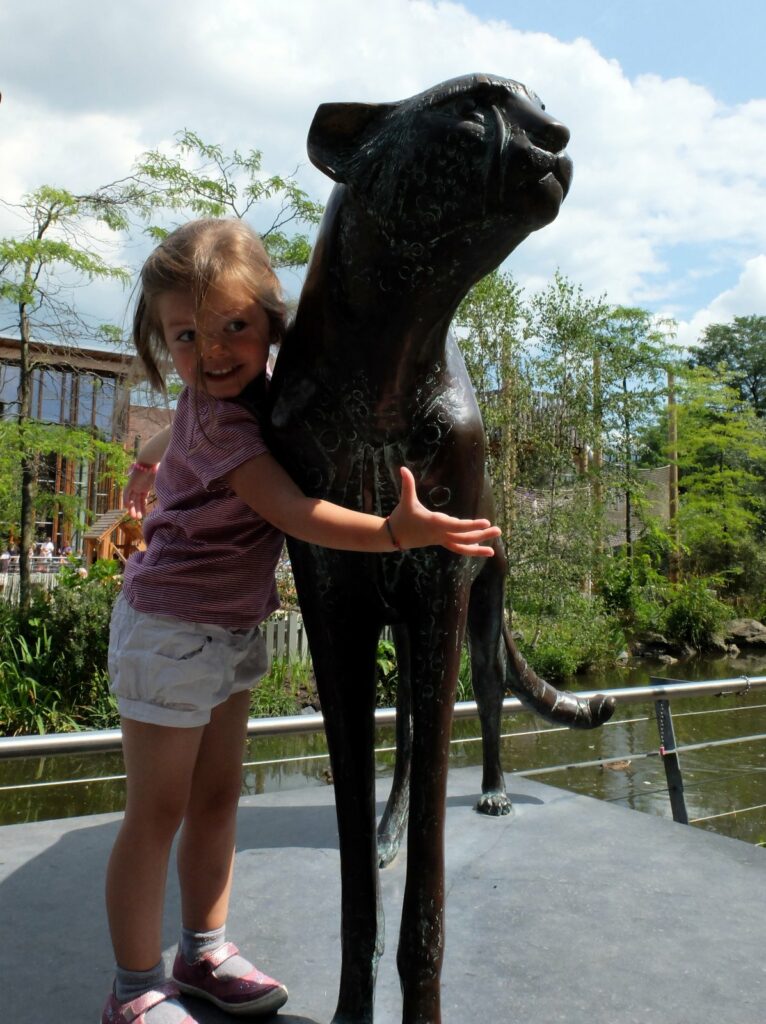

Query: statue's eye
[454,98,484,124]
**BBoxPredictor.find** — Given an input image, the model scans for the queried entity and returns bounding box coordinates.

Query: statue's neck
[293,199,459,385]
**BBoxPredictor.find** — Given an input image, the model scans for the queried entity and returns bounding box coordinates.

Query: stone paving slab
[1,767,765,1023]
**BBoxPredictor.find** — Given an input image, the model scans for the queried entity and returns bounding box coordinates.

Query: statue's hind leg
[466,545,512,816]
[377,623,412,868]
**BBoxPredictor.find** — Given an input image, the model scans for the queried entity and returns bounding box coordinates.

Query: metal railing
[3,676,764,758]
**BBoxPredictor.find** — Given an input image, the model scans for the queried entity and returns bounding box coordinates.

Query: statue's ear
[308,102,397,182]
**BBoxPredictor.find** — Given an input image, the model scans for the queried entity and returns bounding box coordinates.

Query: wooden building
[0,336,172,560]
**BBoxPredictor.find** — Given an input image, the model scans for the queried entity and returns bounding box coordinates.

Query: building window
[94,376,117,438]
[0,363,20,419]
[40,368,65,423]
[76,374,94,427]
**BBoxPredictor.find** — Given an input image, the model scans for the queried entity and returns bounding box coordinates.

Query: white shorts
[108,593,268,727]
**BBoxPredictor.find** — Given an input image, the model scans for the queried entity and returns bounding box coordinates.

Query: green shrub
[43,562,121,716]
[523,640,581,682]
[716,537,766,610]
[0,559,121,734]
[375,638,398,707]
[456,646,473,702]
[0,626,77,735]
[274,555,299,610]
[515,593,626,682]
[660,577,730,649]
[598,553,670,634]
[250,656,313,718]
[375,638,473,708]
[597,550,732,651]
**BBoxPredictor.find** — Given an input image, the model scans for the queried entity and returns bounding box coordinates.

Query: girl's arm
[226,453,500,557]
[123,424,173,520]
[136,424,172,465]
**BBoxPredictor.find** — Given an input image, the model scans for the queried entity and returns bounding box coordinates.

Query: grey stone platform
[2,767,765,1023]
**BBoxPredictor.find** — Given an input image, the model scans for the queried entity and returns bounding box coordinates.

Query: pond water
[2,651,766,846]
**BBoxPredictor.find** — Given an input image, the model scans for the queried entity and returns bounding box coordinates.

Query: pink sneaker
[172,942,288,1017]
[101,982,196,1023]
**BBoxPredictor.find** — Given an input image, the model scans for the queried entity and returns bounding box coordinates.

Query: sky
[1,0,765,350]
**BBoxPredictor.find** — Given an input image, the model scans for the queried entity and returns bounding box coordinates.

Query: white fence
[262,611,311,662]
[0,571,60,603]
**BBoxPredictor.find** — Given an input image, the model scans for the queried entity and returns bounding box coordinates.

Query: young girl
[103,218,500,1024]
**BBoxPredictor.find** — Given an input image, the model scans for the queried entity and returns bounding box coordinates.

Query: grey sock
[180,924,253,980]
[180,924,225,961]
[114,961,190,1023]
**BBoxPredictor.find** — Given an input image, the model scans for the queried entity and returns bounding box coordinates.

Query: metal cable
[690,802,766,824]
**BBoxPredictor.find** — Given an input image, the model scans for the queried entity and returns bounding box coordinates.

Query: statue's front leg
[397,595,468,1024]
[295,578,383,1024]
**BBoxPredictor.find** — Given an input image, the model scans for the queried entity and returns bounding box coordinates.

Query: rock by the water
[632,633,695,659]
[724,619,766,647]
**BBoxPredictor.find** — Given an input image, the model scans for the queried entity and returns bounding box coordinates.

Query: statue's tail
[502,622,615,728]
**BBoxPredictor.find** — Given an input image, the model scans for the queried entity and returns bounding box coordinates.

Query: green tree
[597,307,674,557]
[454,270,528,537]
[674,364,766,580]
[0,185,133,610]
[0,423,20,532]
[0,420,128,537]
[514,274,608,617]
[690,315,766,417]
[125,129,324,267]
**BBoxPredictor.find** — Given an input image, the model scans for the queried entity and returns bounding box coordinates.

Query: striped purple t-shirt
[123,387,285,628]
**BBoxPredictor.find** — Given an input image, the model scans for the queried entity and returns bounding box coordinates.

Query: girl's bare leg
[176,689,251,931]
[105,718,205,971]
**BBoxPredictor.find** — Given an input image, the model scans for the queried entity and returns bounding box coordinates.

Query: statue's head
[308,73,572,277]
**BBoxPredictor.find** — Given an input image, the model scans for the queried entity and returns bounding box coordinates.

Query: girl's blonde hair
[133,218,286,392]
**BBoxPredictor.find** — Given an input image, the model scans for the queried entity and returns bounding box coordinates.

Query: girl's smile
[157,282,270,397]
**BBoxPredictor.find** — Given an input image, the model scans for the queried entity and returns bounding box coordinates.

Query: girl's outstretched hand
[123,465,157,520]
[388,467,500,557]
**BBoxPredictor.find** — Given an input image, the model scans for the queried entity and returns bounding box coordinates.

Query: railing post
[654,698,689,824]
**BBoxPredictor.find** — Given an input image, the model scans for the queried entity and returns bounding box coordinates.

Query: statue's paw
[560,692,616,729]
[475,790,513,816]
[377,833,402,868]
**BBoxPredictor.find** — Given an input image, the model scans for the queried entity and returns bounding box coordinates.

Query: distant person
[103,218,500,1024]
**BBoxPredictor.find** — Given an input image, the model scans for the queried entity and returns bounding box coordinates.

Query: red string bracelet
[384,516,402,551]
[129,461,159,474]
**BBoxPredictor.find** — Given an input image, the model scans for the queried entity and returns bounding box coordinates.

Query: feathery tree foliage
[690,315,766,417]
[124,128,324,267]
[0,186,135,610]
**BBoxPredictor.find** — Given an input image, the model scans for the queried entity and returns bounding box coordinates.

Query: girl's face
[157,280,270,398]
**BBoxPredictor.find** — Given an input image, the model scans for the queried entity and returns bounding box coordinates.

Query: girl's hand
[123,464,158,520]
[388,467,501,557]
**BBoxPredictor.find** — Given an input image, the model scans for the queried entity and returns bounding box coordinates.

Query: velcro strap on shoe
[201,941,241,971]
[123,982,180,1021]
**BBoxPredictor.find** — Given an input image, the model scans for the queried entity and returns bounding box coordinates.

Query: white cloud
[1,0,764,337]
[674,255,766,349]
